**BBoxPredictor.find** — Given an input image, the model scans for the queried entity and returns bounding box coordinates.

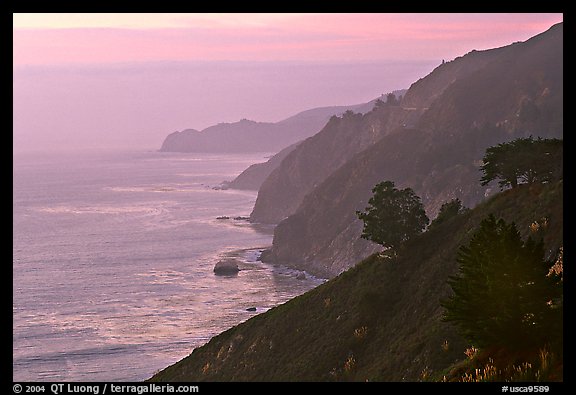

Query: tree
[356,181,429,251]
[373,98,385,109]
[480,137,563,190]
[442,215,562,350]
[429,198,468,229]
[385,93,399,106]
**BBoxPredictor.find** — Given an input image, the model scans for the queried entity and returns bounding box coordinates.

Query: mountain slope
[417,22,563,134]
[247,48,514,224]
[401,45,507,109]
[267,126,497,278]
[263,22,563,276]
[158,98,386,154]
[250,103,424,223]
[149,181,562,381]
[223,91,406,190]
[224,142,300,190]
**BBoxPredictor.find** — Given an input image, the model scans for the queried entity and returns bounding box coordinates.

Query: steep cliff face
[416,23,563,136]
[226,94,404,190]
[226,142,300,190]
[250,105,424,224]
[160,129,201,151]
[268,127,501,277]
[248,39,518,225]
[264,23,563,277]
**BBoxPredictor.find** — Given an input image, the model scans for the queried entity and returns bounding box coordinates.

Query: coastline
[148,245,327,380]
[13,150,304,382]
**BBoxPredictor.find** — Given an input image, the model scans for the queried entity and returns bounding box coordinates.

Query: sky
[13,13,563,152]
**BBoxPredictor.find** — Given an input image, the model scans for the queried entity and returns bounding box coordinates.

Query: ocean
[12,149,324,381]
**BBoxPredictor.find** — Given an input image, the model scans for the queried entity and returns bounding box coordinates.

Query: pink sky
[13,13,563,66]
[13,13,563,153]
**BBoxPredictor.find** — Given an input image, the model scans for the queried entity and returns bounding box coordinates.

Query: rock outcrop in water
[213,259,240,275]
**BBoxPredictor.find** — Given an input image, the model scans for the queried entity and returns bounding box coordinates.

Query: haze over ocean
[12,60,438,153]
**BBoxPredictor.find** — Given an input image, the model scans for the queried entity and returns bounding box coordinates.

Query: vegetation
[437,137,564,382]
[251,23,562,278]
[480,137,563,189]
[373,92,402,109]
[442,215,562,350]
[429,198,468,229]
[442,345,562,382]
[385,92,400,106]
[356,181,429,252]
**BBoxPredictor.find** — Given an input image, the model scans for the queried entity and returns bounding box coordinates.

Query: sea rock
[246,307,257,312]
[258,249,273,262]
[213,259,240,275]
[296,272,306,280]
[212,183,229,190]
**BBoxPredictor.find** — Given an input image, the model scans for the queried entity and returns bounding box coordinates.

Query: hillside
[248,45,510,223]
[224,142,300,190]
[149,180,562,382]
[400,45,507,109]
[258,23,563,276]
[250,103,424,223]
[223,91,406,190]
[158,97,391,154]
[266,127,494,278]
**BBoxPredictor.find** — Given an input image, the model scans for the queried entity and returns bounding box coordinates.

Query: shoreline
[218,246,329,282]
[147,246,327,381]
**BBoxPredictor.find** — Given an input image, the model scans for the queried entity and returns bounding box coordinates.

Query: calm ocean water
[13,149,324,382]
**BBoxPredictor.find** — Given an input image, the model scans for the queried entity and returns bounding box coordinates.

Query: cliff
[250,104,424,223]
[224,92,406,190]
[247,48,512,224]
[225,142,300,190]
[259,23,563,277]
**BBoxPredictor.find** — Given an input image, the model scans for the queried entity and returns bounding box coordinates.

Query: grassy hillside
[149,180,562,382]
